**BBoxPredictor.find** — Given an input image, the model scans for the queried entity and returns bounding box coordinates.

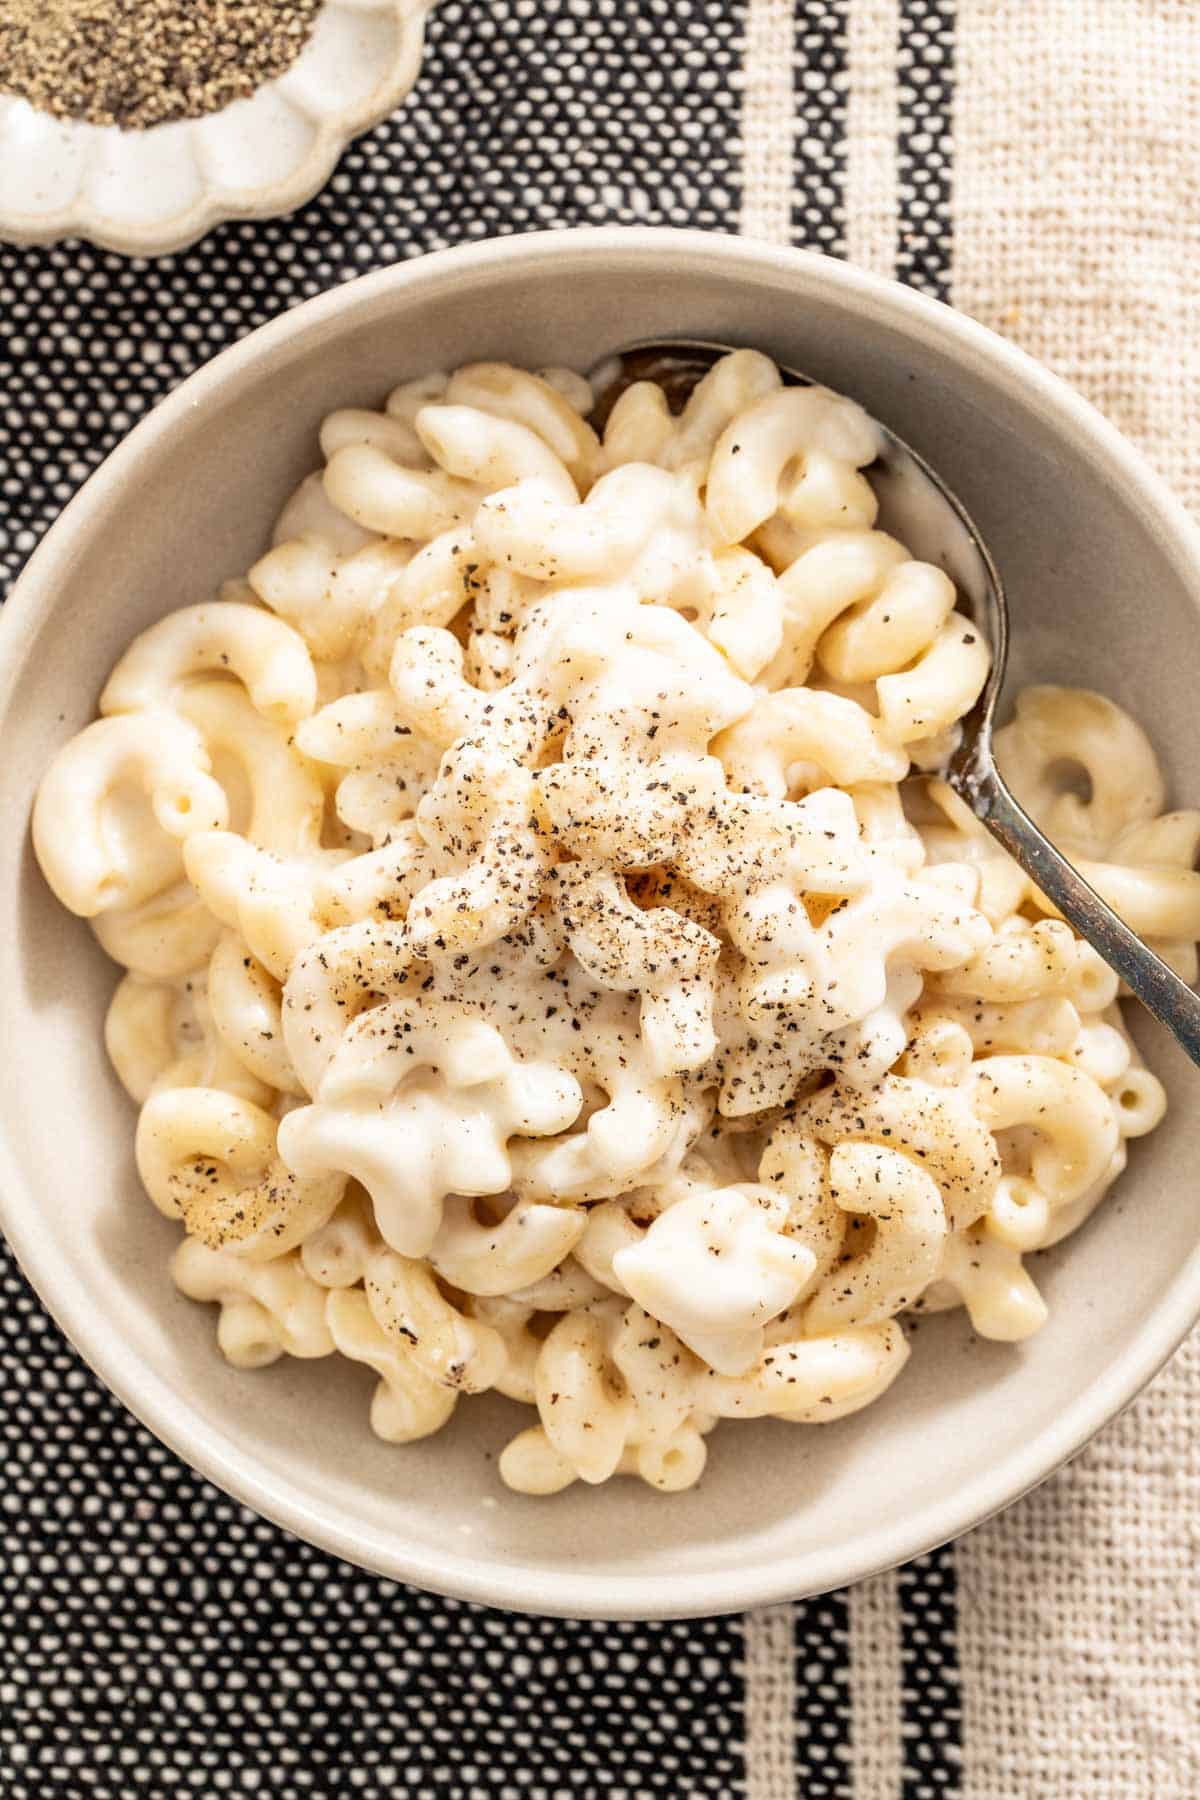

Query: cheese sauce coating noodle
[34,355,1193,1493]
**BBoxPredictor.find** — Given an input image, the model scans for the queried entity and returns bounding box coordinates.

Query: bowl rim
[3,225,1200,1619]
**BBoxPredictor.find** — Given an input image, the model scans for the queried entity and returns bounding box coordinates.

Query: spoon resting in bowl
[591,340,1200,1068]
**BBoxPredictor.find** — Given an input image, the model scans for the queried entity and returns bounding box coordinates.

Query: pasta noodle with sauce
[32,353,1198,1494]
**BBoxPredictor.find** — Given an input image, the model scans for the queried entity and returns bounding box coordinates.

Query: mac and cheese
[34,353,1195,1494]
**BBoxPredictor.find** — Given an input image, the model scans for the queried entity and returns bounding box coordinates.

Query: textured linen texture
[952,5,1200,1796]
[2,1,1200,1795]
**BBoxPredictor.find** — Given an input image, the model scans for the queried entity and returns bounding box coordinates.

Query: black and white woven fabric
[3,3,1200,1795]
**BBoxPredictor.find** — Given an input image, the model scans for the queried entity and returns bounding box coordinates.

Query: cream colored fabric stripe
[953,0,1200,509]
[955,1366,1200,1800]
[847,1571,904,1800]
[953,4,1200,1794]
[742,1604,797,1800]
[844,0,900,277]
[739,0,797,243]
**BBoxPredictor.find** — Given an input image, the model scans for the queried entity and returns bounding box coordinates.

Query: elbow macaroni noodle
[34,355,1192,1495]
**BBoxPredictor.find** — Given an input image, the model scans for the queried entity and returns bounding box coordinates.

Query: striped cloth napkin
[1,3,1198,1795]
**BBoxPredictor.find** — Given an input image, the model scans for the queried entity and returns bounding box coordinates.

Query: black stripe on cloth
[0,1241,748,1798]
[1,9,753,1788]
[899,1547,964,1796]
[0,0,750,600]
[386,0,748,246]
[896,0,956,301]
[791,1,850,257]
[794,1593,854,1796]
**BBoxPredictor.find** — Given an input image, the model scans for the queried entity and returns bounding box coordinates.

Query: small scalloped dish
[0,0,432,257]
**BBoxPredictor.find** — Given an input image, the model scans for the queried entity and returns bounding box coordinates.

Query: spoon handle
[964,763,1200,1068]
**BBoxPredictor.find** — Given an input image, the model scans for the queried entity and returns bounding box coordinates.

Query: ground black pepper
[0,0,323,131]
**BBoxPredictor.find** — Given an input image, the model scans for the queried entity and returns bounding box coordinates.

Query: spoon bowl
[594,338,1200,1067]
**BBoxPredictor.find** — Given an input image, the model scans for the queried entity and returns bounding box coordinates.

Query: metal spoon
[591,340,1200,1067]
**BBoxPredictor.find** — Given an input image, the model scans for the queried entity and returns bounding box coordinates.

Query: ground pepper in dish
[0,0,323,131]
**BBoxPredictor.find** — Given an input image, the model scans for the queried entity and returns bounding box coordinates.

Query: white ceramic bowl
[3,229,1199,1619]
[0,0,431,256]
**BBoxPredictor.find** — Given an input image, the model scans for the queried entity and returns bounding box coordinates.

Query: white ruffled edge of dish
[0,0,432,257]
